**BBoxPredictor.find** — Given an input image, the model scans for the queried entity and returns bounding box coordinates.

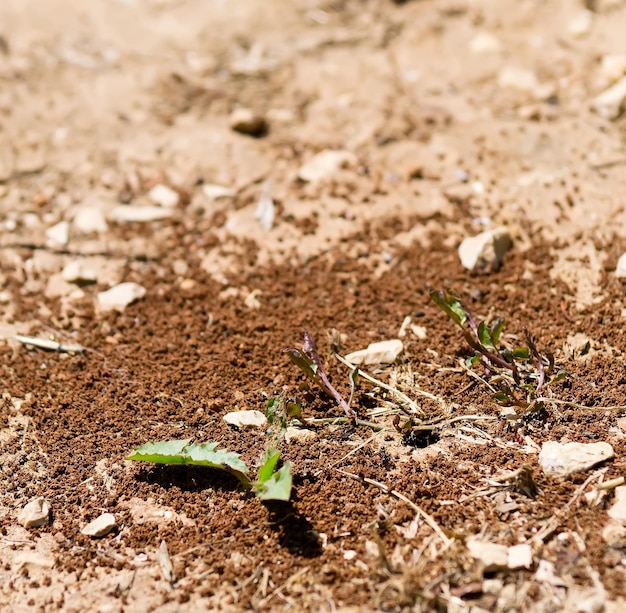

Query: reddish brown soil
[3,0,626,611]
[2,235,626,610]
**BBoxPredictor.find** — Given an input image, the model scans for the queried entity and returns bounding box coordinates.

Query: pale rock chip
[345,339,403,365]
[72,206,109,234]
[567,10,594,37]
[468,31,501,54]
[18,497,51,529]
[14,551,55,571]
[109,205,174,223]
[148,184,179,208]
[229,108,268,137]
[592,75,626,120]
[46,221,70,247]
[539,441,614,477]
[467,538,508,572]
[458,227,512,272]
[615,252,626,278]
[600,54,626,86]
[223,410,267,429]
[244,289,262,309]
[497,66,539,93]
[284,427,317,444]
[62,261,98,284]
[179,278,196,291]
[297,150,357,183]
[81,512,116,537]
[97,282,146,312]
[608,485,626,523]
[563,332,592,359]
[202,184,235,200]
[507,543,532,569]
[535,559,566,587]
[602,520,626,546]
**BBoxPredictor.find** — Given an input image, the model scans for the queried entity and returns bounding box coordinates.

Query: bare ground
[2,1,626,611]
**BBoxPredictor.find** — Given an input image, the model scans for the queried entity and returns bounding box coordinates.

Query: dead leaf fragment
[539,441,614,477]
[345,339,403,365]
[18,497,51,529]
[158,540,176,584]
[467,538,508,572]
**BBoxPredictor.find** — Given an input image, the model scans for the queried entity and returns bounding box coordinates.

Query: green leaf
[126,439,192,464]
[126,439,249,484]
[265,396,281,423]
[493,392,512,405]
[185,442,249,474]
[284,348,320,383]
[490,318,505,346]
[513,347,530,359]
[257,449,281,483]
[478,321,495,350]
[430,290,466,327]
[286,398,302,418]
[255,463,292,501]
[464,355,481,368]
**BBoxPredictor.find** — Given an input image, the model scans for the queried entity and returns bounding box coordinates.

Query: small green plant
[430,289,566,412]
[285,330,356,418]
[126,439,292,501]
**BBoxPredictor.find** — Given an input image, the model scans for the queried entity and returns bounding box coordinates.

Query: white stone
[297,150,357,183]
[148,184,179,208]
[608,485,626,523]
[600,54,626,85]
[345,339,403,365]
[568,10,594,37]
[507,543,532,569]
[202,184,235,200]
[62,261,98,283]
[535,560,566,587]
[469,32,501,54]
[592,76,626,120]
[97,282,146,312]
[81,512,116,537]
[72,207,108,233]
[458,227,512,272]
[602,520,626,545]
[498,66,539,93]
[539,441,614,477]
[109,205,174,223]
[18,497,50,529]
[223,410,267,429]
[284,427,317,443]
[45,221,70,247]
[616,252,626,278]
[467,538,508,572]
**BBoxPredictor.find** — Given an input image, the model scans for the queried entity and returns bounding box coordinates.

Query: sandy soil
[2,0,626,611]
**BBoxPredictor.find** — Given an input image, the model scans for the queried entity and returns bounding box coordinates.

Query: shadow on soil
[134,464,246,494]
[264,500,324,558]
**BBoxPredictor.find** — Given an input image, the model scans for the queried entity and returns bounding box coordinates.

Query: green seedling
[430,289,566,412]
[285,330,356,418]
[126,439,292,502]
